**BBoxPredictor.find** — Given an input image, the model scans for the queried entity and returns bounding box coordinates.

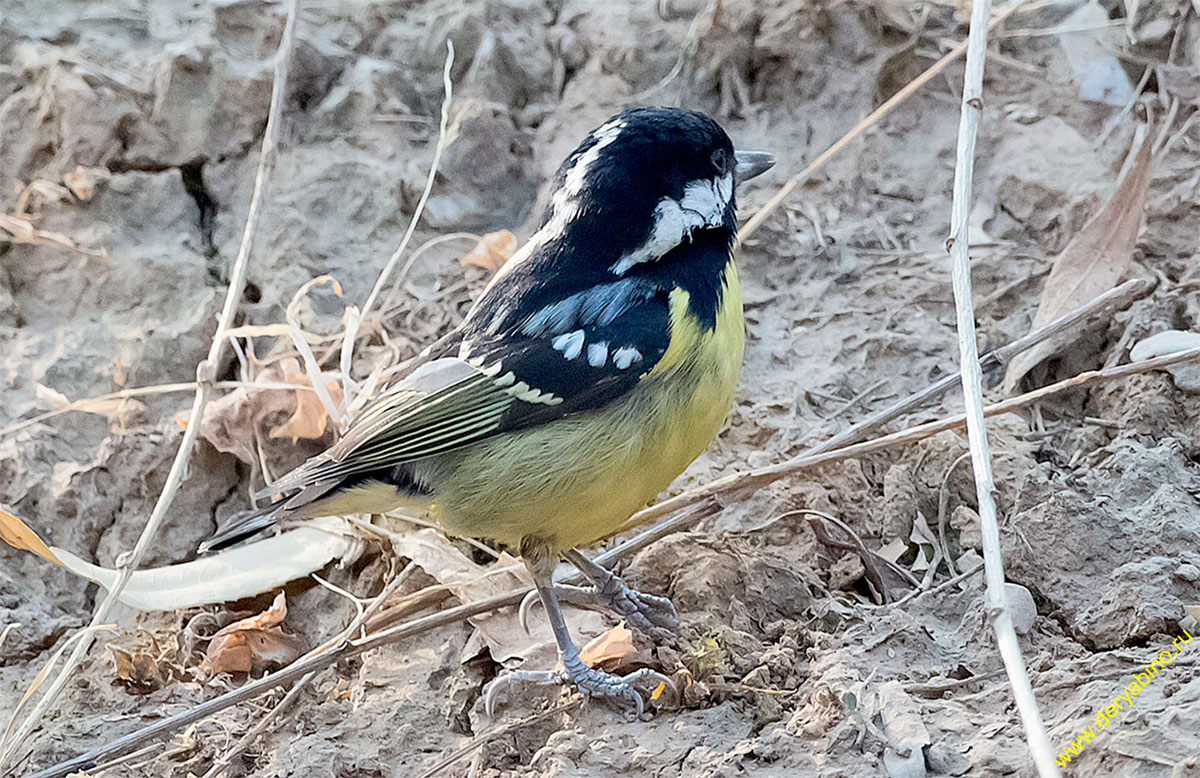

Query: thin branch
[27,343,1200,778]
[0,379,321,440]
[806,277,1150,455]
[736,0,1030,243]
[945,0,1058,772]
[0,1,302,770]
[353,42,455,361]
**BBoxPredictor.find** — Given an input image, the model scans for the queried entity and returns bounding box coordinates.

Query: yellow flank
[424,259,745,551]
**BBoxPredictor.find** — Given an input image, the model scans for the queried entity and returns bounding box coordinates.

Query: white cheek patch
[679,172,733,227]
[610,172,734,276]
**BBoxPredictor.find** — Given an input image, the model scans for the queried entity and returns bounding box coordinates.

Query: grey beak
[734,150,775,185]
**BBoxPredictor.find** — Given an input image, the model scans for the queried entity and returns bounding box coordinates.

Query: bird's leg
[554,548,679,639]
[485,547,675,717]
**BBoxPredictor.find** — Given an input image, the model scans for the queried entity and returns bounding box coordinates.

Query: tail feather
[201,476,347,552]
[199,504,283,552]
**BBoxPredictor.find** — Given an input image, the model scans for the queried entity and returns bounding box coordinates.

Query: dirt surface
[2,0,1200,776]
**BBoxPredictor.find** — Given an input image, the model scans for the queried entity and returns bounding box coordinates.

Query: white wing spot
[612,346,643,369]
[503,379,563,405]
[587,341,609,368]
[551,329,586,360]
[494,371,516,387]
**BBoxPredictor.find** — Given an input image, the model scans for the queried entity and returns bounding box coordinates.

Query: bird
[203,106,774,714]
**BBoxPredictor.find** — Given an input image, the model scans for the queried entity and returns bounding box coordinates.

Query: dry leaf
[269,363,344,442]
[63,165,107,201]
[200,591,303,677]
[0,507,62,566]
[461,229,517,274]
[1002,125,1154,392]
[579,623,637,668]
[107,644,169,694]
[386,528,604,665]
[197,361,296,463]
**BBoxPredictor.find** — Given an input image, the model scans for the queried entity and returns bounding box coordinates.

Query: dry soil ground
[2,0,1200,776]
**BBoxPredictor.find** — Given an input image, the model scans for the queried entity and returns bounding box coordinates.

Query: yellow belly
[427,263,744,551]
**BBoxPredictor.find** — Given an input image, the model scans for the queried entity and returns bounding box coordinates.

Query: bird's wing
[262,279,672,497]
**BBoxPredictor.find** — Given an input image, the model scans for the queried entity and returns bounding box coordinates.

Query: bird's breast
[424,260,744,551]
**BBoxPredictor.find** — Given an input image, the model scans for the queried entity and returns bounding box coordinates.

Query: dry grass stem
[353,42,456,360]
[737,0,1030,242]
[0,0,302,769]
[945,0,1058,772]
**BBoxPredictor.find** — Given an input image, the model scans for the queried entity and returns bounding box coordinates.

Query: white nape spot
[587,341,609,368]
[612,346,643,370]
[551,329,586,360]
[534,119,627,252]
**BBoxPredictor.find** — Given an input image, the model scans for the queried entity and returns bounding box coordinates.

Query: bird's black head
[533,107,760,280]
[465,107,773,334]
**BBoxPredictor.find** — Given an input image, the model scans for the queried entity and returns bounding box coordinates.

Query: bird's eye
[710,148,729,174]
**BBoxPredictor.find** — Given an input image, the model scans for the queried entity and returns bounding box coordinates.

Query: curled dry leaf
[200,591,304,677]
[0,507,61,566]
[107,644,171,694]
[270,361,344,442]
[196,357,337,462]
[1002,125,1154,393]
[578,622,637,669]
[0,212,107,258]
[461,229,517,274]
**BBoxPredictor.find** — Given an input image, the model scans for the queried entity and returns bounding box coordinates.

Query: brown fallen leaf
[1002,125,1154,393]
[200,591,303,677]
[461,229,517,275]
[269,362,344,442]
[196,360,299,463]
[579,622,637,669]
[107,644,169,694]
[0,507,62,566]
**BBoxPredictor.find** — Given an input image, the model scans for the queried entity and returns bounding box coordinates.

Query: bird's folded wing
[261,283,672,498]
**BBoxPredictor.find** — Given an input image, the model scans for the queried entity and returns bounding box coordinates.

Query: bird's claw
[484,663,676,718]
[519,583,680,640]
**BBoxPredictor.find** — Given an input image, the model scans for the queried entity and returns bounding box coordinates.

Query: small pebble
[1005,583,1037,635]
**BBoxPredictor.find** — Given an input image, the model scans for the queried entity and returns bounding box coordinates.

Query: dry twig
[737,0,1031,242]
[0,1,302,770]
[351,42,456,379]
[944,0,1058,772]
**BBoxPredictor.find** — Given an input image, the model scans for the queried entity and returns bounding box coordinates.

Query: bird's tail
[198,502,285,553]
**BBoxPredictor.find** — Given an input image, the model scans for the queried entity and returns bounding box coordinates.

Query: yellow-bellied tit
[203,107,774,714]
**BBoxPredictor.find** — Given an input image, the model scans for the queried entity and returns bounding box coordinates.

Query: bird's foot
[520,581,679,640]
[484,659,675,718]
